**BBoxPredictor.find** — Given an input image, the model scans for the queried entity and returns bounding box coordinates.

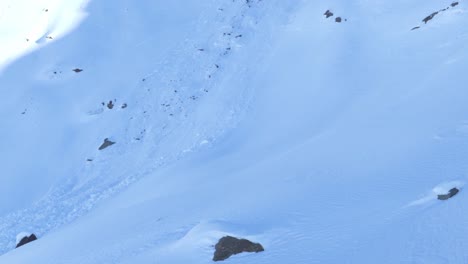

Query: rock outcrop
[438,187,459,200]
[16,234,37,248]
[213,236,264,261]
[98,138,116,150]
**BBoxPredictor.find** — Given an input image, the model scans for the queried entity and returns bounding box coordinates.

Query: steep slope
[1,0,468,263]
[0,0,299,256]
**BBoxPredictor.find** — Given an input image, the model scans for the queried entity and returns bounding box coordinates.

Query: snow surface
[15,232,31,246]
[0,0,468,263]
[0,0,90,72]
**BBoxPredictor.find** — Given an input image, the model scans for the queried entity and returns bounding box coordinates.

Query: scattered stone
[98,138,116,150]
[451,2,459,7]
[422,11,439,24]
[121,103,128,109]
[16,234,37,248]
[324,10,334,18]
[438,187,459,200]
[213,236,264,261]
[107,100,114,109]
[335,17,342,23]
[73,68,83,73]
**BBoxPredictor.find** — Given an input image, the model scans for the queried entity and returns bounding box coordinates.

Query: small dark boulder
[324,10,334,18]
[451,2,459,7]
[213,236,264,261]
[72,68,83,73]
[16,234,37,248]
[335,17,342,23]
[438,187,459,200]
[422,12,438,24]
[107,100,114,109]
[98,138,116,150]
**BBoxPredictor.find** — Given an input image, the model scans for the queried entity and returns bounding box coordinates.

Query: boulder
[437,187,459,200]
[98,138,116,150]
[324,10,334,18]
[422,12,439,24]
[107,100,114,109]
[16,233,37,248]
[213,236,264,261]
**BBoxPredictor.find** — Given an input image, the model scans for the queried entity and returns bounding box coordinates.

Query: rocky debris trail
[0,0,301,255]
[412,1,461,30]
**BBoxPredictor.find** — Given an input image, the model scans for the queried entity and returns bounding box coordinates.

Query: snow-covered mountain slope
[0,0,89,72]
[1,0,468,263]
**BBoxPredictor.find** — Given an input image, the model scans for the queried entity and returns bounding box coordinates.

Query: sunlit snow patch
[0,0,90,73]
[15,232,32,245]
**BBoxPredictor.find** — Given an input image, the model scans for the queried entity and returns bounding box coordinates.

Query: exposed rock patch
[413,2,461,30]
[107,100,114,109]
[98,138,116,150]
[438,187,459,200]
[423,11,439,24]
[323,9,346,23]
[16,234,37,248]
[213,236,264,261]
[324,10,334,18]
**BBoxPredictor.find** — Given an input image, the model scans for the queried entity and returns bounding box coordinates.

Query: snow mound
[15,232,32,245]
[432,181,465,195]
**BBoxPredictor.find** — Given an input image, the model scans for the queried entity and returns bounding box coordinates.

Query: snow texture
[0,0,468,263]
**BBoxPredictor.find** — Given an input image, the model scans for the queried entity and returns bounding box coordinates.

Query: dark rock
[16,234,37,248]
[324,10,334,18]
[438,187,459,200]
[121,103,128,109]
[98,138,116,150]
[107,100,114,109]
[422,12,438,24]
[73,68,83,73]
[411,26,420,30]
[451,2,459,7]
[213,236,264,261]
[335,17,342,23]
